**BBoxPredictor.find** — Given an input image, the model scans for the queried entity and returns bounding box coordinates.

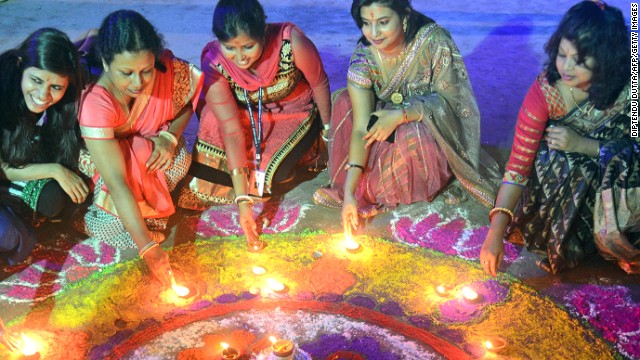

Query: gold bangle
[158,130,178,147]
[489,207,514,224]
[344,163,365,172]
[139,241,159,258]
[234,194,254,205]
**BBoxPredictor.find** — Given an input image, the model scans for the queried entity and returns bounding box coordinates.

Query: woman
[313,0,500,232]
[178,0,331,246]
[0,28,87,266]
[480,1,636,275]
[78,10,203,284]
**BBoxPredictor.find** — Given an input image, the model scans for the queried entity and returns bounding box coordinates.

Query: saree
[315,23,500,212]
[507,74,636,274]
[78,51,203,247]
[178,23,328,209]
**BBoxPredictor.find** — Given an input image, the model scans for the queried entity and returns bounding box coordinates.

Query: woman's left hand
[146,136,176,173]
[0,319,20,352]
[363,109,403,149]
[546,125,584,153]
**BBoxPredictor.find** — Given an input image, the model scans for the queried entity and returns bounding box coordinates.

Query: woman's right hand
[143,246,172,286]
[342,194,359,236]
[0,318,20,352]
[52,164,90,204]
[238,203,259,243]
[480,229,505,277]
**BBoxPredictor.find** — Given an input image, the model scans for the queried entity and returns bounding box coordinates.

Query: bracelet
[489,207,514,224]
[139,241,159,258]
[234,194,254,205]
[230,167,249,177]
[344,163,365,172]
[402,108,408,124]
[321,135,329,142]
[322,123,330,131]
[159,130,178,147]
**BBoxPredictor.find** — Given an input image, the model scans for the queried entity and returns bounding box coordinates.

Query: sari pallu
[510,84,634,274]
[78,51,203,248]
[317,24,499,211]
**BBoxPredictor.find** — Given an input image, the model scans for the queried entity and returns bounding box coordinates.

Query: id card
[251,170,266,197]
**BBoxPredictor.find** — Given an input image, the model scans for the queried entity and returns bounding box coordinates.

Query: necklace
[569,87,592,116]
[374,47,407,106]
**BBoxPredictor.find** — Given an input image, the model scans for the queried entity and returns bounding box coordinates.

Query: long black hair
[544,1,629,109]
[212,0,267,42]
[350,0,434,46]
[96,9,166,72]
[0,28,84,170]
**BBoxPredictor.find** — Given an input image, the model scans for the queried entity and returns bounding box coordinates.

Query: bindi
[369,11,375,20]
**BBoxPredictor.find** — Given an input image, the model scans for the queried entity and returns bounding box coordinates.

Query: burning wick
[435,284,454,297]
[269,336,295,357]
[170,277,190,297]
[461,286,479,301]
[252,266,266,275]
[220,342,239,359]
[21,333,38,356]
[484,336,507,353]
[267,278,286,293]
[344,235,360,252]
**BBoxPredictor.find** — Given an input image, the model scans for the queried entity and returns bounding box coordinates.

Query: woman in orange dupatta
[78,10,203,284]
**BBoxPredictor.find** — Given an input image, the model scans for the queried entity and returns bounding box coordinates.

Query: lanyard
[244,87,263,169]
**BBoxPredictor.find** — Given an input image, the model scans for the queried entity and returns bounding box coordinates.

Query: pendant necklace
[244,87,265,196]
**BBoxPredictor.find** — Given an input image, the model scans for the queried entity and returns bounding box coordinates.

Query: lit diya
[344,235,361,253]
[270,336,295,358]
[484,336,507,353]
[435,284,455,297]
[220,342,239,360]
[21,333,38,356]
[267,278,288,294]
[252,266,267,275]
[460,286,480,302]
[247,239,266,252]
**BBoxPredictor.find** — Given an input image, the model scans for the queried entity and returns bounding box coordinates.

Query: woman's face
[106,50,155,98]
[220,32,264,70]
[360,3,405,54]
[555,38,595,90]
[21,67,69,114]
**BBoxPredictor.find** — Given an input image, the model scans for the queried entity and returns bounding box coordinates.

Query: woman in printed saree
[480,1,637,275]
[0,28,87,265]
[178,0,331,246]
[313,0,500,230]
[78,10,203,284]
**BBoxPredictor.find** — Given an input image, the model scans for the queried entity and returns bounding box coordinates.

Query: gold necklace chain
[569,87,593,116]
[374,46,406,78]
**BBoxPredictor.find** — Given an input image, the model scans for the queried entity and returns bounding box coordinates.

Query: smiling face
[219,32,264,70]
[555,38,595,90]
[20,67,69,114]
[105,50,156,99]
[360,3,405,55]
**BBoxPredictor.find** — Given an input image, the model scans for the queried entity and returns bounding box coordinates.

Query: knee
[36,181,67,218]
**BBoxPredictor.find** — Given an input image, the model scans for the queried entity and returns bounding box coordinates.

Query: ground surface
[0,1,638,359]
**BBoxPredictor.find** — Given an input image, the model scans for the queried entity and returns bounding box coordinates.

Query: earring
[402,17,408,33]
[102,60,109,72]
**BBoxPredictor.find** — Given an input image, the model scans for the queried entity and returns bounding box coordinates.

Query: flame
[267,278,285,292]
[461,286,478,300]
[21,333,37,356]
[484,340,493,349]
[171,283,190,297]
[252,266,266,275]
[344,236,360,251]
[269,336,278,344]
[436,285,446,294]
[221,342,229,350]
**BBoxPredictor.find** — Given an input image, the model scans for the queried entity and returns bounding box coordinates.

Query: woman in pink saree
[78,10,203,284]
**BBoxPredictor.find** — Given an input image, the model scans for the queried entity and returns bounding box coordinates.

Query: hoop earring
[402,17,408,33]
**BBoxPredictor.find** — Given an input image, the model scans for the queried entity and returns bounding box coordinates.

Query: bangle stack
[322,123,330,131]
[139,240,159,258]
[344,163,365,172]
[489,207,514,224]
[234,194,254,205]
[159,130,178,147]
